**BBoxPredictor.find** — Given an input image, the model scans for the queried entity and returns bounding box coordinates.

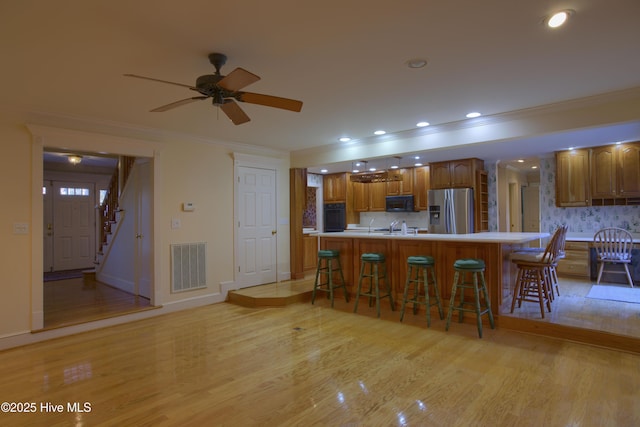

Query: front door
[236,166,277,288]
[52,181,96,271]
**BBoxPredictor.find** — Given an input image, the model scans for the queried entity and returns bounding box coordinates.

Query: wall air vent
[171,243,206,292]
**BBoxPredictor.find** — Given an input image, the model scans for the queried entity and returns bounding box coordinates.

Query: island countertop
[319,231,549,244]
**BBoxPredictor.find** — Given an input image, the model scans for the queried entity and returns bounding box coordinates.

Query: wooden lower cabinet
[320,235,520,317]
[556,241,590,278]
[302,234,319,271]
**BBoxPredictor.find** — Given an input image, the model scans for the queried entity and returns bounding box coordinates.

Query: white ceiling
[3,1,640,173]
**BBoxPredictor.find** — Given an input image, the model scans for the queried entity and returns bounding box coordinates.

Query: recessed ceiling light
[517,159,524,163]
[406,58,428,69]
[416,121,430,127]
[352,169,360,173]
[547,10,573,28]
[531,166,538,169]
[369,167,377,172]
[466,112,481,118]
[320,169,328,173]
[390,165,399,169]
[414,163,423,167]
[374,130,386,135]
[338,137,351,142]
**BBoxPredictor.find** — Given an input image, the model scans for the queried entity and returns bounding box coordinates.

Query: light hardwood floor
[43,277,153,329]
[2,294,639,426]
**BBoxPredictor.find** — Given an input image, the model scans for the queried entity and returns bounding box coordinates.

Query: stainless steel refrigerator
[428,188,474,234]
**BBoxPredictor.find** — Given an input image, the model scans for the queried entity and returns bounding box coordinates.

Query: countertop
[566,232,640,243]
[319,231,549,244]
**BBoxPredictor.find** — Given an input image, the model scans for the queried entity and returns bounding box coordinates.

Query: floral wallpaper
[302,187,317,227]
[486,163,498,232]
[487,158,640,234]
[539,157,640,234]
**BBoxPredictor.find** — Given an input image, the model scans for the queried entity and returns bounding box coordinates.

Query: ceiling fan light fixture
[67,155,82,165]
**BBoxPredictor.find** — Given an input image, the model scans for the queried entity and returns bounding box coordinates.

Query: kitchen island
[319,231,549,318]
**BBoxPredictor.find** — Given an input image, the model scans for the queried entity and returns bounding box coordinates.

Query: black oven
[324,203,346,232]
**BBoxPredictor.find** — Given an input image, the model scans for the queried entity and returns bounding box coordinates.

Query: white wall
[0,109,291,347]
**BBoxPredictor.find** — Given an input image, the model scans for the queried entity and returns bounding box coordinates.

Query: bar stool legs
[400,256,443,327]
[445,258,495,338]
[353,253,394,318]
[312,250,349,308]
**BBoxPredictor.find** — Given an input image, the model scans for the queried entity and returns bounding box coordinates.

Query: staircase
[95,156,136,269]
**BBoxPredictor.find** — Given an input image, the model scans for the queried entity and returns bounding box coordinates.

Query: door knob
[136,234,143,239]
[272,230,277,235]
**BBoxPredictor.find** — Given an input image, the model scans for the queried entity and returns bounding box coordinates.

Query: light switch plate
[171,218,181,229]
[14,223,29,234]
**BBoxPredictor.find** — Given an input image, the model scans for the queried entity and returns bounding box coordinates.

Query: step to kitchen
[227,279,314,308]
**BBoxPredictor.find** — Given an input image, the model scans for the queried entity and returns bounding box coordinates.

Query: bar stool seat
[312,249,349,308]
[353,253,394,317]
[400,256,443,327]
[445,258,495,338]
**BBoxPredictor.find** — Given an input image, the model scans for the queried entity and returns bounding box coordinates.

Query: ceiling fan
[124,53,303,125]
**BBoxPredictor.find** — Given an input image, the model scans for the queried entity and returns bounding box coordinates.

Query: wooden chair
[593,227,634,288]
[512,225,567,300]
[510,227,564,318]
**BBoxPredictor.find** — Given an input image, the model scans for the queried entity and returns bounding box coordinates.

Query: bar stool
[353,253,394,318]
[445,258,495,338]
[312,250,349,308]
[400,256,443,327]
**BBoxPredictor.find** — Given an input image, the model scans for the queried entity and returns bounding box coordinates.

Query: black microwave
[385,195,415,212]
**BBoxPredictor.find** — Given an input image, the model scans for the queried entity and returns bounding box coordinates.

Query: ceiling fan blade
[238,92,303,112]
[123,73,196,90]
[220,99,251,125]
[150,96,208,112]
[217,67,260,92]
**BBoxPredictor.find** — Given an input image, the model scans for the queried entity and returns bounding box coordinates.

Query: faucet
[389,219,399,233]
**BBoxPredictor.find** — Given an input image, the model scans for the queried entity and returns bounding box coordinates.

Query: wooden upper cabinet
[430,162,453,189]
[352,181,386,212]
[430,158,484,189]
[323,173,347,202]
[556,150,590,207]
[386,168,414,195]
[369,181,387,211]
[591,145,617,198]
[352,182,369,212]
[413,166,430,211]
[590,142,640,200]
[617,143,640,197]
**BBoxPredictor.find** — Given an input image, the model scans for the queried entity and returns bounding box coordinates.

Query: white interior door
[522,184,540,232]
[52,181,95,271]
[236,166,277,288]
[136,161,152,299]
[508,182,521,232]
[43,181,53,272]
